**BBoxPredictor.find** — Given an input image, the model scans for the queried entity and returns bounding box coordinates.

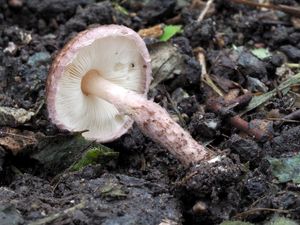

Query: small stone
[3,42,17,55]
[184,19,215,47]
[237,51,267,79]
[192,201,207,214]
[227,134,263,164]
[270,54,284,67]
[280,45,300,62]
[27,52,51,67]
[19,31,32,45]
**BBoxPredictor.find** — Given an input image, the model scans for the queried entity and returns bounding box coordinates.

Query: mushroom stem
[81,70,214,166]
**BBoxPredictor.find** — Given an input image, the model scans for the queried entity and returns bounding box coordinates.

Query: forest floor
[1,0,300,224]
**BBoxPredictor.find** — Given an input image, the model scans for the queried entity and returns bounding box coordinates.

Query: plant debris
[71,146,119,171]
[251,48,272,60]
[242,72,300,114]
[268,153,300,184]
[159,25,183,42]
[2,0,300,224]
[0,107,34,127]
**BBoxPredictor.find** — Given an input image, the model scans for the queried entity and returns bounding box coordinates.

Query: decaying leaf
[31,133,116,175]
[210,74,241,93]
[0,127,38,155]
[138,24,164,38]
[99,181,127,198]
[241,72,300,114]
[149,42,184,88]
[0,107,34,127]
[268,153,300,184]
[251,48,271,60]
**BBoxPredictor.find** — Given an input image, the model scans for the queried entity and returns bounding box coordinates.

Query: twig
[286,63,300,69]
[267,118,300,123]
[207,95,271,141]
[164,90,186,127]
[28,201,86,225]
[230,0,300,18]
[34,100,45,116]
[197,0,215,23]
[233,207,290,219]
[196,48,224,97]
[230,116,266,140]
[175,171,199,186]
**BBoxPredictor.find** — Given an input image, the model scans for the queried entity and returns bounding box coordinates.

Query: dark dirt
[1,169,182,225]
[1,0,300,224]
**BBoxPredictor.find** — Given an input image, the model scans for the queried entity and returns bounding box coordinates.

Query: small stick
[196,48,224,96]
[230,116,265,140]
[230,0,300,18]
[233,207,290,219]
[286,63,300,69]
[207,95,269,141]
[267,118,300,123]
[197,0,215,22]
[28,201,86,225]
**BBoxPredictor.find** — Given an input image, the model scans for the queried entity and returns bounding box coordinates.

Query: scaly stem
[81,70,214,166]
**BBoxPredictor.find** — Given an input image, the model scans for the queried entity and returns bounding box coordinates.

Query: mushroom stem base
[81,70,214,166]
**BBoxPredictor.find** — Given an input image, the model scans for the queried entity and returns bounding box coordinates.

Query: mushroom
[46,25,214,166]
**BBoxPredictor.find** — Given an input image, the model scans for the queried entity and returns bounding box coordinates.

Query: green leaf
[113,3,129,16]
[268,153,300,184]
[251,48,272,60]
[159,25,183,42]
[31,133,118,174]
[71,146,119,171]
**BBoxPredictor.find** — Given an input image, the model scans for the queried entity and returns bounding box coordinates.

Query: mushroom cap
[46,25,152,142]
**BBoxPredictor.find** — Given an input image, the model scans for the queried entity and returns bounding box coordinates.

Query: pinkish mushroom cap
[46,25,152,142]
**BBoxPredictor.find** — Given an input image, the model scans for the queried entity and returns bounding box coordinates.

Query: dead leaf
[224,88,240,102]
[138,24,163,38]
[149,42,184,88]
[0,128,38,155]
[210,74,241,93]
